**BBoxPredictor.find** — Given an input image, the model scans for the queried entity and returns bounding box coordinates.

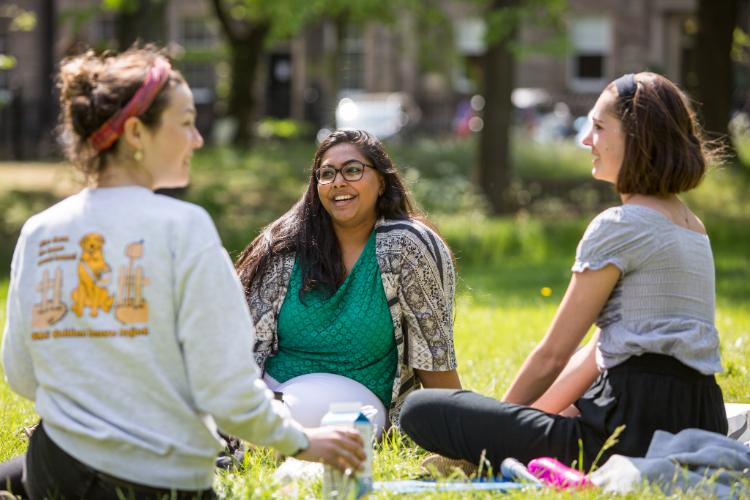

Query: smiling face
[581,89,625,184]
[139,82,204,189]
[316,143,384,232]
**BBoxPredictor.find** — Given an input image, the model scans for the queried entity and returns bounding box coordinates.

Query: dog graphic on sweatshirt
[71,232,114,317]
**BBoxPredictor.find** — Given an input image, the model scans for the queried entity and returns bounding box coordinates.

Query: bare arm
[531,330,600,414]
[415,368,462,389]
[502,265,620,406]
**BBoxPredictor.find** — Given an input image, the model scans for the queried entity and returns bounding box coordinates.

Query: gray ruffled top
[572,204,723,375]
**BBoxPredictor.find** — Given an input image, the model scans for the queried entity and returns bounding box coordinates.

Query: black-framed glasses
[315,161,373,184]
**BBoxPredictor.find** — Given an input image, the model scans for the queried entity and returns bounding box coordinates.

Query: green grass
[1,137,749,497]
[2,229,749,497]
[0,279,37,463]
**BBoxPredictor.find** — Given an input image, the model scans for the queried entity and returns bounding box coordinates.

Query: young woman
[400,72,728,469]
[235,129,462,434]
[1,47,363,499]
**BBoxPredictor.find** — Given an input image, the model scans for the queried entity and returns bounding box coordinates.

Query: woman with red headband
[0,46,363,499]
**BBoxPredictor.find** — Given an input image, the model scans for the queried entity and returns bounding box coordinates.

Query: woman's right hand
[295,427,365,472]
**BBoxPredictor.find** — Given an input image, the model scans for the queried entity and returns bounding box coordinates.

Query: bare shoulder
[688,210,708,235]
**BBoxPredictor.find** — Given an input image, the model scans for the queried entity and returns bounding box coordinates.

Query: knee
[399,389,455,438]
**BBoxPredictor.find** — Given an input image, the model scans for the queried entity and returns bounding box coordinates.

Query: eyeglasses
[315,161,373,184]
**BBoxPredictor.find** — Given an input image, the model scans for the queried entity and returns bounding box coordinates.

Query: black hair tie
[614,73,637,112]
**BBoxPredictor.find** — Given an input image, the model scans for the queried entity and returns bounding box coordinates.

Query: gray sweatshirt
[2,186,307,489]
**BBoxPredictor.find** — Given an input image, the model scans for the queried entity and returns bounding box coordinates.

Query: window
[98,16,117,42]
[340,24,364,91]
[179,18,217,49]
[179,61,214,103]
[454,18,485,56]
[569,17,611,92]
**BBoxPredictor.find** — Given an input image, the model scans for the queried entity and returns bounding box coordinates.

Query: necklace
[676,198,690,227]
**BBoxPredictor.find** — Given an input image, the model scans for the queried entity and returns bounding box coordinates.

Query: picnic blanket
[590,428,750,499]
[726,403,750,443]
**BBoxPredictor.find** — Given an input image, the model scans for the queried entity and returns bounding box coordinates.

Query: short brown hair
[57,45,185,179]
[607,72,714,195]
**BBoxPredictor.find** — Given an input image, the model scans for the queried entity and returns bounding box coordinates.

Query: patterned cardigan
[246,217,457,427]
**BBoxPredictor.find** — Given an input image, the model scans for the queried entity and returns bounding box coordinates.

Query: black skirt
[575,353,728,466]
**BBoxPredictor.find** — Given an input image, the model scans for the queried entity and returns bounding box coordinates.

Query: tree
[479,0,518,214]
[112,0,169,49]
[38,0,57,155]
[693,0,739,160]
[96,0,169,49]
[0,4,41,159]
[210,0,405,148]
[210,0,272,147]
[477,0,567,214]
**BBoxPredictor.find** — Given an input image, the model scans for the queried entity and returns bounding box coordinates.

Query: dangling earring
[134,150,143,162]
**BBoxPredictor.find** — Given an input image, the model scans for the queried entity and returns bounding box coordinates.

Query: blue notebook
[374,479,537,494]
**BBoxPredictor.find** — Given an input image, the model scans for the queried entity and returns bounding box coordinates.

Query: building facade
[0,0,720,158]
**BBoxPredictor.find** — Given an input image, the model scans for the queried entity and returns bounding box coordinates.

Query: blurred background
[1,0,749,269]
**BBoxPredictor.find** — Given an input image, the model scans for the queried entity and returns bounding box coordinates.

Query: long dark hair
[236,129,418,299]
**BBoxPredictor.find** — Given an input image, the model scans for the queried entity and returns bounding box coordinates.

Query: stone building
[0,0,723,158]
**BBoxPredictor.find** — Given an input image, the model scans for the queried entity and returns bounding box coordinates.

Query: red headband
[88,57,172,151]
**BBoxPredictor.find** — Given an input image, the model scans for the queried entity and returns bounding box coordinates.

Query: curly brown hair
[57,45,184,179]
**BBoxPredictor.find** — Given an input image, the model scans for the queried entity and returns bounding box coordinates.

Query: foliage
[0,55,16,71]
[256,118,314,141]
[209,0,410,46]
[0,4,37,32]
[732,27,750,64]
[0,4,37,72]
[469,0,569,57]
[57,4,105,47]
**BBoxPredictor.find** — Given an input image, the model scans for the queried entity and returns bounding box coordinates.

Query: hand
[295,426,365,472]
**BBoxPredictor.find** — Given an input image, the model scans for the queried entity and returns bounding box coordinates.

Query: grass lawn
[2,241,749,497]
[1,137,749,497]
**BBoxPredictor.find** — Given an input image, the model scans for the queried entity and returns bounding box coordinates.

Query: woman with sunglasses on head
[399,72,728,470]
[235,129,461,435]
[1,47,364,499]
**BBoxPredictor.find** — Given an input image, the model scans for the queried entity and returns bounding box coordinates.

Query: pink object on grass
[527,457,591,489]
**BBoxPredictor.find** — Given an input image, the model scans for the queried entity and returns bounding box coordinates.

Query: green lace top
[265,231,397,407]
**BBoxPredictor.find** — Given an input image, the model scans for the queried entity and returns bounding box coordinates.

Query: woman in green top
[235,130,462,433]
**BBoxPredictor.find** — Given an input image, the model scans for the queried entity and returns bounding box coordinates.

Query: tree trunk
[38,0,56,155]
[694,0,737,159]
[116,0,169,49]
[228,26,269,147]
[211,0,270,148]
[479,1,517,214]
[322,14,348,128]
